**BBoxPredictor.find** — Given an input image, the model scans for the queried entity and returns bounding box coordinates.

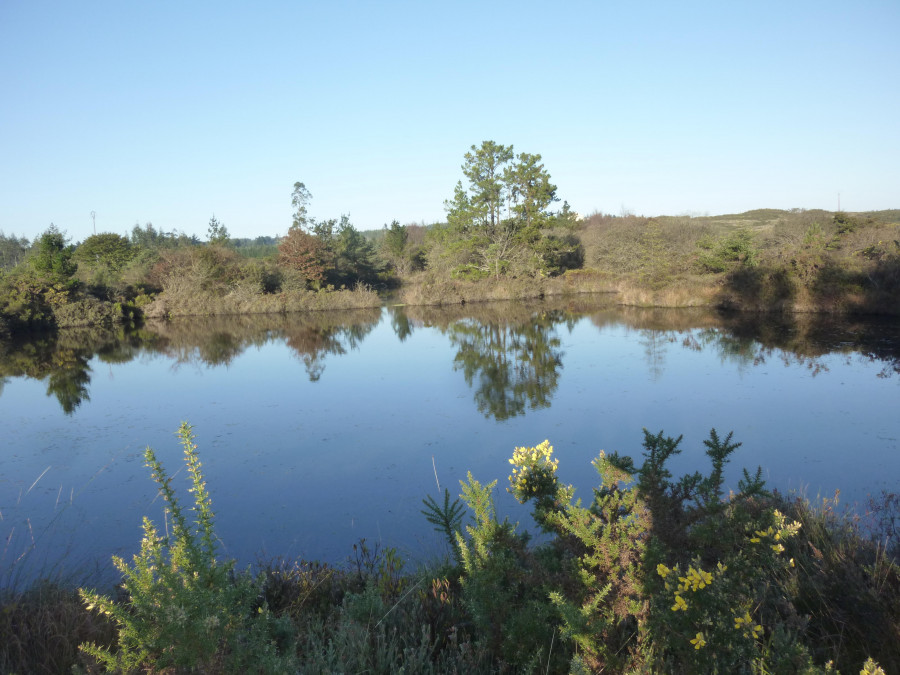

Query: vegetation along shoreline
[1,424,897,673]
[2,142,898,337]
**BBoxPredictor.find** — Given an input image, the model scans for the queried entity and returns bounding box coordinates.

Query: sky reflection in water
[1,298,898,584]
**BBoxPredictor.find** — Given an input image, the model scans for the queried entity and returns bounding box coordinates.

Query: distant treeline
[2,141,899,335]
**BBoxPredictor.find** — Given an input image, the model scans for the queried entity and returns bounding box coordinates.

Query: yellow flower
[657,563,670,578]
[671,594,688,612]
[690,632,706,649]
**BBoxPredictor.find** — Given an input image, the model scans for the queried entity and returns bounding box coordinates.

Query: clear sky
[1,0,898,244]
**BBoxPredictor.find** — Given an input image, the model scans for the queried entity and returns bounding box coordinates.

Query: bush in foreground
[1,425,896,673]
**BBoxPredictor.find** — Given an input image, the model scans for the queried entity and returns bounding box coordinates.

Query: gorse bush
[437,431,895,673]
[2,422,891,673]
[697,229,759,272]
[0,423,893,674]
[78,423,295,673]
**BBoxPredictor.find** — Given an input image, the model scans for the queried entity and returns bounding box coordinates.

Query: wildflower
[690,632,706,649]
[671,594,688,612]
[657,563,670,578]
[734,611,752,630]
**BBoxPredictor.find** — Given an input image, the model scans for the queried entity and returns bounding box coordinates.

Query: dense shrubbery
[0,213,384,332]
[3,151,897,331]
[576,209,900,312]
[2,425,896,673]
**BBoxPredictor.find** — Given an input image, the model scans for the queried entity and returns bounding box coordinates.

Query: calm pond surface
[1,296,898,584]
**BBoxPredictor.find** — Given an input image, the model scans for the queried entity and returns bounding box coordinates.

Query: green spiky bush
[78,422,295,673]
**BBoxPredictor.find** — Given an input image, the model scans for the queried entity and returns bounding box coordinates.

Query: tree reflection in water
[284,315,379,381]
[1,301,897,416]
[0,328,118,414]
[446,312,565,421]
[146,310,381,381]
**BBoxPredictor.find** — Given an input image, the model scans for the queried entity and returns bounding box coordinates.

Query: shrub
[453,471,561,671]
[493,431,876,672]
[78,423,295,673]
[698,230,759,273]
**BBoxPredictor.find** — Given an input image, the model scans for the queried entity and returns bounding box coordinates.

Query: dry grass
[609,276,720,308]
[777,492,900,673]
[144,283,381,319]
[572,209,900,314]
[0,581,116,674]
[398,269,616,307]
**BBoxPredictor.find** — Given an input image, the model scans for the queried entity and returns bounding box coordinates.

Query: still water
[1,297,898,583]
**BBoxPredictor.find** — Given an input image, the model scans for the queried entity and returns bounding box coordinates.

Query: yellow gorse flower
[509,441,558,483]
[677,566,713,592]
[671,593,688,612]
[690,632,706,649]
[747,510,801,553]
[734,611,764,639]
[509,440,558,469]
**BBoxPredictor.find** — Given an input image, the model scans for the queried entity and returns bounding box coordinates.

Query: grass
[776,491,900,672]
[143,282,381,318]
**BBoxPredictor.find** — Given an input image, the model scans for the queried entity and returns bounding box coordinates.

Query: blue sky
[1,1,898,243]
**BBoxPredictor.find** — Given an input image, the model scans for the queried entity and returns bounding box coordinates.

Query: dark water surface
[1,297,898,583]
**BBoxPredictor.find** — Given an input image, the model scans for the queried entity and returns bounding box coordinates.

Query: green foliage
[74,233,136,272]
[640,219,672,286]
[330,216,381,286]
[698,229,759,273]
[30,225,77,283]
[533,232,585,276]
[834,211,859,235]
[207,214,230,245]
[474,429,884,673]
[291,181,313,230]
[130,221,196,250]
[378,219,422,277]
[548,455,650,671]
[0,231,30,271]
[804,221,826,248]
[78,423,295,673]
[421,488,465,553]
[0,271,71,330]
[439,140,575,279]
[283,183,382,288]
[454,472,558,670]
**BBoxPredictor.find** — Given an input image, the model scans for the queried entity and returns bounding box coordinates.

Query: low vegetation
[576,209,900,313]
[1,425,896,673]
[2,143,898,335]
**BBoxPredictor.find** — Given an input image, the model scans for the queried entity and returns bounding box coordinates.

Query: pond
[1,296,898,585]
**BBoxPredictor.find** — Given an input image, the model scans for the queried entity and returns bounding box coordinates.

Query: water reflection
[449,314,563,420]
[387,304,414,342]
[1,300,897,415]
[0,326,125,413]
[404,301,584,420]
[0,309,382,413]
